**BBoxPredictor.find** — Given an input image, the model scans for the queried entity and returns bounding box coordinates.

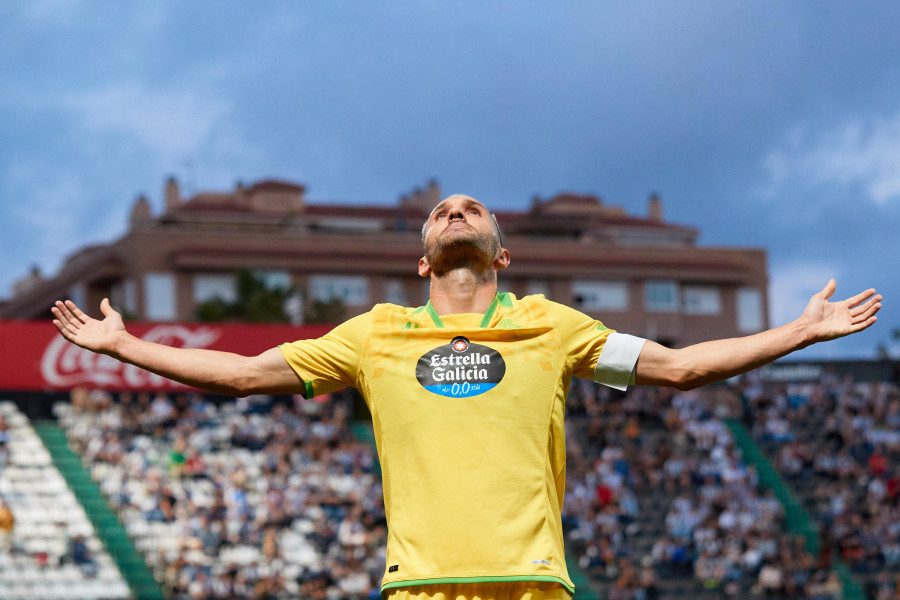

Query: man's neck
[427,269,498,316]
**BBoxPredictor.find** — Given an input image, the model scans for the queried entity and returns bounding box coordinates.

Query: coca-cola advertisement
[0,320,333,391]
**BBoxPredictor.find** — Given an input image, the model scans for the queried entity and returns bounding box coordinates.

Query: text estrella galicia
[415,336,506,398]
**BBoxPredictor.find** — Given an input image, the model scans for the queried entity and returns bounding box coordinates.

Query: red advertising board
[0,320,334,391]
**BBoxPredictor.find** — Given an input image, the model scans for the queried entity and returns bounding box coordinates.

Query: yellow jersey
[279,293,645,596]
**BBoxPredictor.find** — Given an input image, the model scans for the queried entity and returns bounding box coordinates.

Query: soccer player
[52,194,881,600]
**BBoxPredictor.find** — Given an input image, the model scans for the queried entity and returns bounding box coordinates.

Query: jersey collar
[423,292,513,328]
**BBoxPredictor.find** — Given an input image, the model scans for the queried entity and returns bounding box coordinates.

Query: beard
[424,229,500,277]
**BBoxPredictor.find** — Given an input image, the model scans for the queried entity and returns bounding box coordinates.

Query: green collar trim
[425,293,511,329]
[424,300,444,328]
[479,295,501,327]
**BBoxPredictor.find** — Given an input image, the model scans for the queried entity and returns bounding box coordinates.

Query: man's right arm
[52,298,303,397]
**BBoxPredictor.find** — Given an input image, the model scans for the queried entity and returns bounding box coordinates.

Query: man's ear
[418,256,432,277]
[494,248,511,270]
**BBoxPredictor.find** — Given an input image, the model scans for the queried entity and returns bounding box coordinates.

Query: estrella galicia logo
[416,336,506,398]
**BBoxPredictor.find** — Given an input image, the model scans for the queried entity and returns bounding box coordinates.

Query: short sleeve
[543,299,645,391]
[279,311,372,399]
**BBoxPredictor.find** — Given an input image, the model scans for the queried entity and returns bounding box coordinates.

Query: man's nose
[448,209,465,221]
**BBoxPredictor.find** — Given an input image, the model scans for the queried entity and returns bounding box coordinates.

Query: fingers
[851,295,882,323]
[51,300,95,343]
[50,305,80,340]
[52,318,80,340]
[53,299,86,325]
[51,317,69,337]
[65,300,89,323]
[52,301,79,328]
[846,288,878,308]
[100,297,121,318]
[850,315,878,334]
[818,279,837,300]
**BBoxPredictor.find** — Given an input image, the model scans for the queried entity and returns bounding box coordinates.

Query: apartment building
[1,177,768,348]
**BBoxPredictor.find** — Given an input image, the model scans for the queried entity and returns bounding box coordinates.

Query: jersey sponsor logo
[415,336,506,398]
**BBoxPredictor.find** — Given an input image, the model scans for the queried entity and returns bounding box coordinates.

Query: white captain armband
[592,332,647,391]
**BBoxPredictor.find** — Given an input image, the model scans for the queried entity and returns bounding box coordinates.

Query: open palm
[801,279,881,344]
[51,298,126,356]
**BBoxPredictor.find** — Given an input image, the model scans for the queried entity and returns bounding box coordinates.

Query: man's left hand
[800,279,881,345]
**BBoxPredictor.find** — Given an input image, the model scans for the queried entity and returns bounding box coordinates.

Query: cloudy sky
[2,1,899,358]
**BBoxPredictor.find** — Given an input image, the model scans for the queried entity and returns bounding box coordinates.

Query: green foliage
[194,269,349,324]
[120,309,140,322]
[195,270,292,323]
[305,297,347,324]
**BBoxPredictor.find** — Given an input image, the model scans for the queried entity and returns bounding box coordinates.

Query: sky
[2,1,899,359]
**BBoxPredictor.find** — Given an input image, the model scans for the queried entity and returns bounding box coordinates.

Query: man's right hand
[52,297,126,356]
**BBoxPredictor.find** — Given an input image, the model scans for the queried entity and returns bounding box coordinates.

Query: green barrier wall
[725,418,864,600]
[35,421,166,600]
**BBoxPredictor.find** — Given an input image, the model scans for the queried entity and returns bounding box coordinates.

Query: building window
[111,279,137,315]
[123,279,137,315]
[683,286,721,315]
[572,280,628,311]
[737,287,763,333]
[384,279,407,305]
[67,283,86,309]
[645,280,679,313]
[309,275,369,305]
[193,273,237,304]
[255,269,292,291]
[145,273,176,321]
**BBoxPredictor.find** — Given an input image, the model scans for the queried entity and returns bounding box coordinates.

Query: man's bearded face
[424,223,501,276]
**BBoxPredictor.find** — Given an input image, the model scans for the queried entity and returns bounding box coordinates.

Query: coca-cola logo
[40,325,222,389]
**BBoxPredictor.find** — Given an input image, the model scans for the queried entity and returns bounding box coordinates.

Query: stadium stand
[7,359,900,600]
[53,388,386,600]
[0,401,132,600]
[741,370,900,599]
[561,381,846,599]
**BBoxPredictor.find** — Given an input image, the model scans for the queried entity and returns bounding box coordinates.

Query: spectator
[0,496,14,553]
[66,533,98,578]
[57,389,387,599]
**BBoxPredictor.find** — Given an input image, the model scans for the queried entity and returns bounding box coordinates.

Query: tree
[196,270,293,323]
[195,270,348,324]
[305,297,347,324]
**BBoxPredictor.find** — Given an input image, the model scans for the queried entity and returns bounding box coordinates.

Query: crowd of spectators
[562,379,672,596]
[0,401,130,599]
[57,387,386,600]
[55,367,900,600]
[741,369,900,598]
[561,378,843,599]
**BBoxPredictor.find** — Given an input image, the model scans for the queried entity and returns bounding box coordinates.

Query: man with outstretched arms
[53,194,882,600]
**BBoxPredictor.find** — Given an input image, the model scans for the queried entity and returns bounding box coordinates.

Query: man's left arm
[634,279,881,390]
